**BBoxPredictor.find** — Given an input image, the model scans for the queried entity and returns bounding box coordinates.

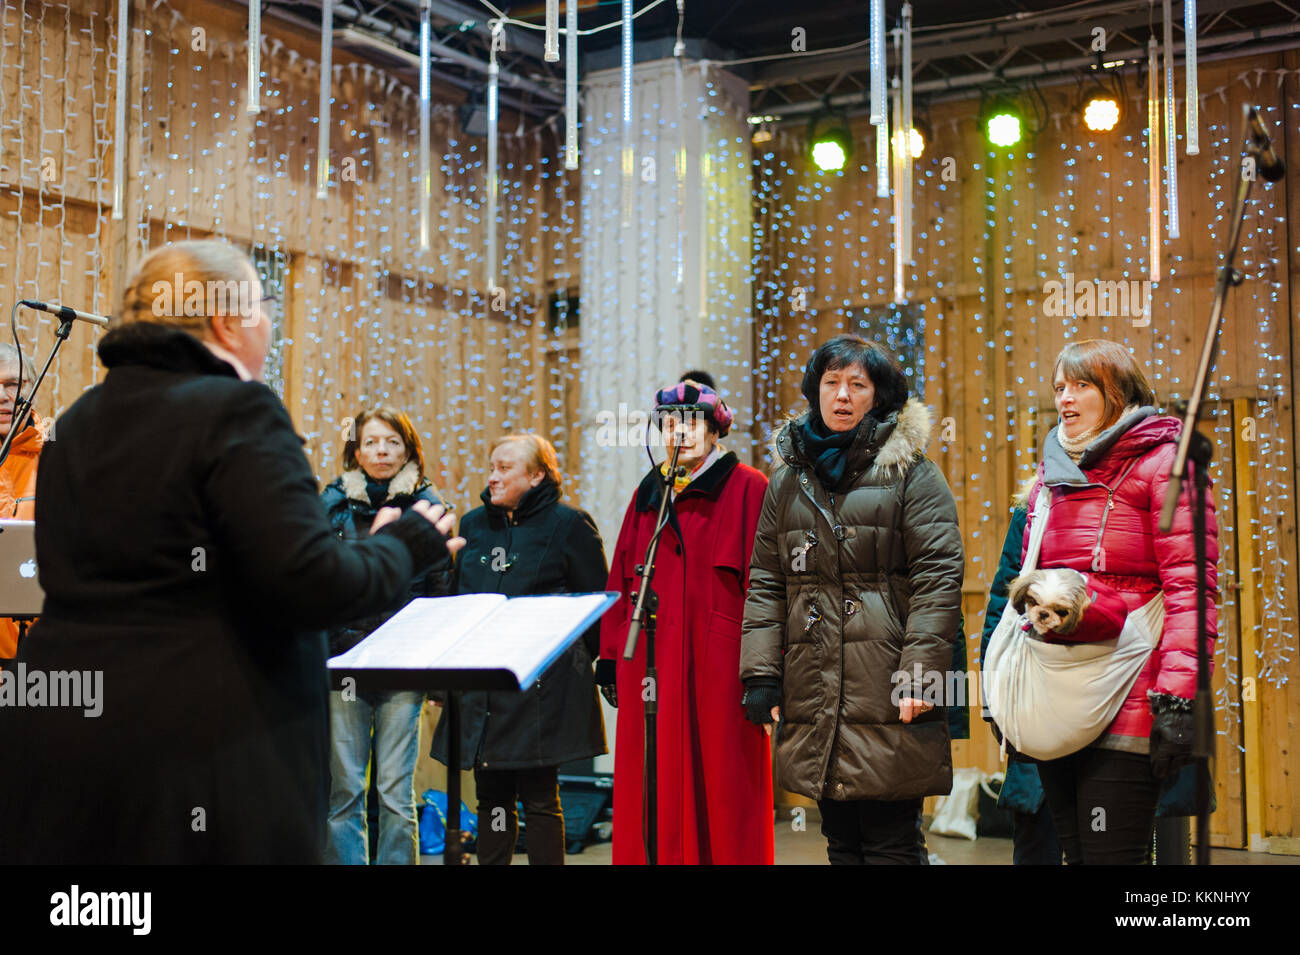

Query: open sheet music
[327,592,619,691]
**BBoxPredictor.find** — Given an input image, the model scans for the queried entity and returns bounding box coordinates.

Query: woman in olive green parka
[740,336,964,865]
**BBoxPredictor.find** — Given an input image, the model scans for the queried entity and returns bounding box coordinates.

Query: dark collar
[479,478,561,525]
[634,451,739,513]
[98,322,241,379]
[778,411,896,484]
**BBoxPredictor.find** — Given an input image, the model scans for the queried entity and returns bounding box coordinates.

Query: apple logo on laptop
[19,559,36,579]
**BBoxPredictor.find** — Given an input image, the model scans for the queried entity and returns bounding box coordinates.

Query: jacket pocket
[853,587,905,652]
[705,609,743,691]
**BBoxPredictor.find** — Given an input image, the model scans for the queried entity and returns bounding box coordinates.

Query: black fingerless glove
[1148,691,1195,779]
[741,678,781,726]
[595,658,617,708]
[377,507,451,571]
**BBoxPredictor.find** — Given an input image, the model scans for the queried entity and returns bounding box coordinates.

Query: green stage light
[986,111,1022,147]
[807,108,851,172]
[811,135,849,171]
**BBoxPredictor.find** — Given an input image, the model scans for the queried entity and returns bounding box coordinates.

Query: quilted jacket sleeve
[897,457,964,686]
[1146,443,1219,699]
[740,470,789,683]
[980,506,1029,663]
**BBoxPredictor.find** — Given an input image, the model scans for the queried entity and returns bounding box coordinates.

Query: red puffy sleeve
[1145,442,1220,698]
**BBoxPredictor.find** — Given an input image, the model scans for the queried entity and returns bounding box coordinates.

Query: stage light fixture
[892,126,924,158]
[986,111,1021,147]
[807,110,852,172]
[811,133,849,171]
[1083,96,1120,132]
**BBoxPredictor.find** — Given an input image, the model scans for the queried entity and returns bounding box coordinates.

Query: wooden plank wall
[754,55,1300,848]
[0,0,579,520]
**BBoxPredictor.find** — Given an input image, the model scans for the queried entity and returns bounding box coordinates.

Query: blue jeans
[326,690,424,865]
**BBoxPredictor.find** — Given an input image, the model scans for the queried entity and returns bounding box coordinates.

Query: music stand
[328,592,618,866]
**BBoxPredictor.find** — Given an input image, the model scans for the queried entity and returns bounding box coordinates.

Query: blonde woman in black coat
[0,239,463,864]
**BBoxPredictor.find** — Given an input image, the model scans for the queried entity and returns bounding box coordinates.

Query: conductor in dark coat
[429,433,607,865]
[0,240,462,864]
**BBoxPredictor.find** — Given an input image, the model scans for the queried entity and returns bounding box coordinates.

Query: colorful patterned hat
[653,380,733,438]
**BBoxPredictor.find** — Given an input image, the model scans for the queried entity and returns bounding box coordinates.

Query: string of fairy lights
[0,0,1294,706]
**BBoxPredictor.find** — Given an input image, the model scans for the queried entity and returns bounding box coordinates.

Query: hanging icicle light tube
[544,0,559,62]
[111,0,128,220]
[418,0,432,252]
[900,2,913,267]
[247,0,261,115]
[1148,36,1162,284]
[620,0,634,226]
[564,0,579,170]
[875,120,889,198]
[1186,0,1199,155]
[486,19,502,293]
[869,0,885,126]
[315,0,334,201]
[1162,0,1180,238]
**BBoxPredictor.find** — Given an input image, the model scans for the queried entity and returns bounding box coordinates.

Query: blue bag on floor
[419,789,476,856]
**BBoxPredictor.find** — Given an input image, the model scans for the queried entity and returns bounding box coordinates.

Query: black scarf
[364,476,391,507]
[798,415,862,491]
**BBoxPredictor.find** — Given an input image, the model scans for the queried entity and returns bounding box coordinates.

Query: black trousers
[1036,747,1160,865]
[474,766,565,866]
[1011,806,1062,865]
[816,797,928,865]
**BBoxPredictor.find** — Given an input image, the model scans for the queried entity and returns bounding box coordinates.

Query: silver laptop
[0,520,43,616]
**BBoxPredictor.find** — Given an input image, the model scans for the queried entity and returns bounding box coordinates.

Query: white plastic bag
[929,767,982,841]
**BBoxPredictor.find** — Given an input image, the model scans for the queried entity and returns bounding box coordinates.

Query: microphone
[18,299,110,328]
[1246,106,1286,182]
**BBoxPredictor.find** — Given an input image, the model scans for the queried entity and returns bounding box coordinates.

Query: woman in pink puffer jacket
[1023,339,1218,864]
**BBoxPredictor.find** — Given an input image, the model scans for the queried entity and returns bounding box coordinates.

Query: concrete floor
[427,824,1299,865]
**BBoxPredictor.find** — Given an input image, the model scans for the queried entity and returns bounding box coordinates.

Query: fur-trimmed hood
[769,397,933,486]
[338,459,423,504]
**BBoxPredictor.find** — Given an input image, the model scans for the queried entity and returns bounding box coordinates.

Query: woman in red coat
[597,378,774,865]
[1024,339,1218,864]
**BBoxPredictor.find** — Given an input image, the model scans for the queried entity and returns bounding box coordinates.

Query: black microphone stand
[1158,104,1279,866]
[622,440,684,866]
[0,309,76,469]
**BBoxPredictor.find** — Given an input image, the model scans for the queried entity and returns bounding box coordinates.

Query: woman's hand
[766,705,781,737]
[898,697,934,723]
[369,506,402,533]
[742,679,782,735]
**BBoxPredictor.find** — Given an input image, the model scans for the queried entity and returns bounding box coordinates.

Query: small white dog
[1008,568,1092,636]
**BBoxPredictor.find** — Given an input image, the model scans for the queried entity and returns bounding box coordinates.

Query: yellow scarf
[660,446,721,493]
[661,460,693,493]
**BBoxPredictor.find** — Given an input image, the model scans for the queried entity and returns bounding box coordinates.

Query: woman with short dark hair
[741,334,963,865]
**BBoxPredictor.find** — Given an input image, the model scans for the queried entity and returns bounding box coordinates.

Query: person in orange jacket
[0,342,43,658]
